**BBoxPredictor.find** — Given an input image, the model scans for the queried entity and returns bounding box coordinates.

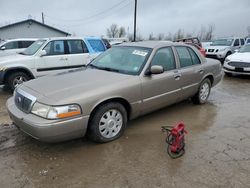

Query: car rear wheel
[192,78,211,104]
[7,72,30,91]
[87,102,127,143]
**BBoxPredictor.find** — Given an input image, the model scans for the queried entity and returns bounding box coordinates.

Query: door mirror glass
[39,50,47,57]
[150,65,164,74]
[0,46,6,50]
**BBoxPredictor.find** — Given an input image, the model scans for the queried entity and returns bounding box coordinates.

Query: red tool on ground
[161,122,187,159]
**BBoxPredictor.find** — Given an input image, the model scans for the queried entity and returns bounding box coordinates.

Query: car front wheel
[7,72,30,91]
[87,102,127,143]
[192,78,211,104]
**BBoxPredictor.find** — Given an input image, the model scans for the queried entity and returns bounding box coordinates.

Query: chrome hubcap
[13,76,27,88]
[200,82,210,101]
[99,109,123,138]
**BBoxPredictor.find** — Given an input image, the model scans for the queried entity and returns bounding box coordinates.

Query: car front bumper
[223,67,250,75]
[6,97,89,142]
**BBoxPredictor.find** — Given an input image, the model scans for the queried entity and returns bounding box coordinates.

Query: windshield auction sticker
[132,50,148,57]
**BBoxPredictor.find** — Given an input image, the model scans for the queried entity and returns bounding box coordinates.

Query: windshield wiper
[87,64,120,72]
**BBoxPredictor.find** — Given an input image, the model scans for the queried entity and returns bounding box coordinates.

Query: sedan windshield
[211,39,233,46]
[22,40,46,55]
[239,45,250,53]
[89,46,152,75]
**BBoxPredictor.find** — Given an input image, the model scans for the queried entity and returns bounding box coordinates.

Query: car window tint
[4,41,18,49]
[43,40,65,55]
[240,39,245,45]
[20,41,34,48]
[67,40,84,54]
[176,47,193,68]
[88,39,106,52]
[187,48,201,65]
[151,47,176,71]
[234,39,239,46]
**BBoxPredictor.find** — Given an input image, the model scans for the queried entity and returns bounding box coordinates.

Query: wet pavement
[0,76,250,188]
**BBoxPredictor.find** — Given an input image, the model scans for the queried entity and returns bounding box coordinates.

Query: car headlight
[31,102,81,119]
[219,48,227,52]
[225,58,230,62]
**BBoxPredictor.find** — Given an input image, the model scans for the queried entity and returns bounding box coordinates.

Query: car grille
[14,90,34,113]
[228,62,250,68]
[206,54,217,59]
[208,49,214,52]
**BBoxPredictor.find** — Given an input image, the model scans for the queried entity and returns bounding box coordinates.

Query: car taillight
[200,48,206,57]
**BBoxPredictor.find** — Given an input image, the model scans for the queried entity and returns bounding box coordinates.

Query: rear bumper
[6,97,89,142]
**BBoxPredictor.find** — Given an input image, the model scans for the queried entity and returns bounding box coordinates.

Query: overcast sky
[1,0,250,38]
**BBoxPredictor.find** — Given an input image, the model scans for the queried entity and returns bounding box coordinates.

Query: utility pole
[133,0,137,42]
[42,12,44,24]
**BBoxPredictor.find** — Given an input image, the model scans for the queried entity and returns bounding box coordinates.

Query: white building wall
[0,21,68,40]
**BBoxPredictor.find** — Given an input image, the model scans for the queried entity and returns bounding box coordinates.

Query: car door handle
[59,57,68,61]
[174,74,181,80]
[199,69,204,74]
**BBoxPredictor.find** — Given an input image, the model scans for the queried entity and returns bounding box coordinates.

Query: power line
[46,0,131,23]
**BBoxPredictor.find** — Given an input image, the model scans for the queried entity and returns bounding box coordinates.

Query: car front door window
[43,40,65,56]
[151,47,176,71]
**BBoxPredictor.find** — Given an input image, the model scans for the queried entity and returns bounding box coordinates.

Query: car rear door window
[43,40,65,55]
[240,39,245,46]
[88,39,106,52]
[67,40,84,54]
[176,47,193,68]
[187,48,201,65]
[151,47,176,71]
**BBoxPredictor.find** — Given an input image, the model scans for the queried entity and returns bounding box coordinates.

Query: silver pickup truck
[7,41,222,143]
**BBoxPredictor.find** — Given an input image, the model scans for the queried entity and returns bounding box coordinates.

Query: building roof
[0,19,70,36]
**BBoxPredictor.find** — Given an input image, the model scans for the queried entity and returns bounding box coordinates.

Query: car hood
[22,68,136,104]
[227,52,250,62]
[0,53,31,64]
[205,45,229,50]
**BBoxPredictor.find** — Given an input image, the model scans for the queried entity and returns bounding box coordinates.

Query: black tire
[7,72,30,91]
[192,78,211,104]
[225,72,233,77]
[87,102,127,143]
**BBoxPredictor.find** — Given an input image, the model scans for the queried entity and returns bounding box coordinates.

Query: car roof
[40,36,102,41]
[5,38,38,42]
[119,41,179,49]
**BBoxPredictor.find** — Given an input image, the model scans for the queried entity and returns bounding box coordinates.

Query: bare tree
[165,32,173,41]
[203,24,215,41]
[157,33,165,40]
[148,33,155,40]
[247,26,250,37]
[174,29,184,41]
[107,24,119,38]
[118,27,126,38]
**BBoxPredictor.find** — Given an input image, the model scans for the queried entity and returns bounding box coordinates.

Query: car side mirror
[39,50,47,57]
[0,46,6,50]
[150,65,164,74]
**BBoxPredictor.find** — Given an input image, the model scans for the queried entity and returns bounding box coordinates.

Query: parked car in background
[0,36,106,90]
[223,44,250,76]
[201,41,212,48]
[205,37,245,62]
[7,41,222,143]
[185,42,206,57]
[0,38,37,57]
[101,38,111,49]
[245,38,250,44]
[175,37,202,47]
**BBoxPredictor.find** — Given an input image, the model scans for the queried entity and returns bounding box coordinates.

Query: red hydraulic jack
[161,122,187,159]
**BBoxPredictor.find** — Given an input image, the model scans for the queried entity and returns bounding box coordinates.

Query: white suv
[205,37,245,62]
[0,37,106,90]
[0,38,37,57]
